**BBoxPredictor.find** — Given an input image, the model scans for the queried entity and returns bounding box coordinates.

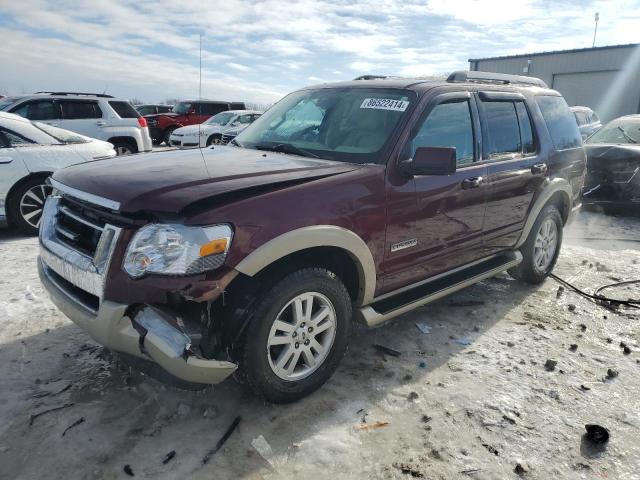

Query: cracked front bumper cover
[38,258,237,385]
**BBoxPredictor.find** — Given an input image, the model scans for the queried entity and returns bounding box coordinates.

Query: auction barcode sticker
[360,98,409,112]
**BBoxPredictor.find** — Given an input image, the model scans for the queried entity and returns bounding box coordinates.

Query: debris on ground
[461,468,482,475]
[202,416,241,464]
[580,385,591,391]
[620,342,632,355]
[415,322,432,334]
[251,435,277,468]
[162,450,176,465]
[28,403,74,426]
[61,417,85,437]
[392,462,424,478]
[568,304,576,312]
[123,464,134,476]
[585,424,610,444]
[482,443,499,456]
[544,359,558,371]
[514,462,530,475]
[569,344,578,351]
[606,368,619,380]
[455,337,472,346]
[373,344,401,357]
[354,420,390,431]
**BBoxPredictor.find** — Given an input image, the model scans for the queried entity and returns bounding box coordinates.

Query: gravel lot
[0,211,638,479]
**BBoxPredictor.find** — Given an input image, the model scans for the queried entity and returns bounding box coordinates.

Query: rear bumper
[38,258,237,384]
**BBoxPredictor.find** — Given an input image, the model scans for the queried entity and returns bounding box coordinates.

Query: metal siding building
[469,44,640,122]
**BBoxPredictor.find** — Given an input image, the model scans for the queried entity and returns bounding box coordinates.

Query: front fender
[234,225,377,306]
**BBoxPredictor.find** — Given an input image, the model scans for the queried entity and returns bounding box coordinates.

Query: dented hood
[52,146,360,214]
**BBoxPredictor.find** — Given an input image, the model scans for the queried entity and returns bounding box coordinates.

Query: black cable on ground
[549,273,640,310]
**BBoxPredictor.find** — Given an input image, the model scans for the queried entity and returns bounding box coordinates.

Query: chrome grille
[220,133,235,145]
[55,198,106,257]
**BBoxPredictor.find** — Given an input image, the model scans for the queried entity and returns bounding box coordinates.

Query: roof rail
[34,91,115,98]
[446,71,548,88]
[353,75,388,81]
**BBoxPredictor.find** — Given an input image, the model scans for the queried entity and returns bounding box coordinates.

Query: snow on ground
[0,211,639,479]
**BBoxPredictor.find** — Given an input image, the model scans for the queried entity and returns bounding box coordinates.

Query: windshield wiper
[617,126,637,144]
[254,143,319,159]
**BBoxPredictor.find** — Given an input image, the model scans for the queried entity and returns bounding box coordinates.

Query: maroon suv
[38,71,585,402]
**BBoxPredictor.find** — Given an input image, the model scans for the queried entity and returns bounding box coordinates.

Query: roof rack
[446,71,548,88]
[353,75,388,81]
[34,91,115,98]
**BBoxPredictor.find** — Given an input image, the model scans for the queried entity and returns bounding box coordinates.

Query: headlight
[123,224,232,278]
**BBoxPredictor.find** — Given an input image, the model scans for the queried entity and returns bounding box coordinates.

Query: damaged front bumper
[38,260,237,384]
[37,197,237,385]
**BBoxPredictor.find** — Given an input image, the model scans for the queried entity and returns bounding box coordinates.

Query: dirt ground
[0,211,638,480]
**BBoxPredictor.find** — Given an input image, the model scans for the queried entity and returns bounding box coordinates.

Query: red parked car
[146,100,246,145]
[39,72,585,403]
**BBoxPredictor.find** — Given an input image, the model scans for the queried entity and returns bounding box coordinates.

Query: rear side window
[60,101,102,119]
[535,96,582,150]
[412,100,475,166]
[109,101,141,118]
[483,101,521,157]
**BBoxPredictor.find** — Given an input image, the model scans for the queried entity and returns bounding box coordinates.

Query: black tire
[112,140,137,156]
[163,127,177,146]
[206,134,222,146]
[509,204,563,284]
[233,268,352,403]
[7,175,53,235]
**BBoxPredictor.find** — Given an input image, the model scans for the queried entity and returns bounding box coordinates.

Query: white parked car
[570,106,602,140]
[0,112,116,233]
[0,92,152,156]
[169,110,262,148]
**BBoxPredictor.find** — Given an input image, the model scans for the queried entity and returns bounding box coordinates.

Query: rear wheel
[111,140,136,156]
[509,204,563,284]
[234,268,352,403]
[8,175,53,234]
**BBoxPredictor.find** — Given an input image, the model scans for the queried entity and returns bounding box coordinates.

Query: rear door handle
[96,120,107,126]
[461,176,483,189]
[531,163,547,174]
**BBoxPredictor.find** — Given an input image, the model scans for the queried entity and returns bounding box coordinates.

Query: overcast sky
[1,0,638,104]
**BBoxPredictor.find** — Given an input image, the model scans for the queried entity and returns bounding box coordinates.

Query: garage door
[552,70,632,122]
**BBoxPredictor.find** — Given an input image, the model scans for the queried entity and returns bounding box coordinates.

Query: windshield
[172,102,192,115]
[205,111,235,126]
[0,96,24,110]
[586,118,640,145]
[234,88,414,163]
[34,122,88,144]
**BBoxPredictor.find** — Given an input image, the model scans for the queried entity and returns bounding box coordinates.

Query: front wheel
[234,268,352,403]
[8,175,53,234]
[206,134,222,146]
[509,204,563,284]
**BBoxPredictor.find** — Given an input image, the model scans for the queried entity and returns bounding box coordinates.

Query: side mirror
[400,146,457,176]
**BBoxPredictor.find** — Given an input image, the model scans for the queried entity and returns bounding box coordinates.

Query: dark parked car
[145,100,246,145]
[38,71,585,402]
[135,104,173,116]
[583,114,640,213]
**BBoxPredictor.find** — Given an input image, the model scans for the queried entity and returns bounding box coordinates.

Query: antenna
[199,34,203,100]
[592,12,599,48]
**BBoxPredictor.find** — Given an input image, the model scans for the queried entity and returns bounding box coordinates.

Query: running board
[357,251,522,328]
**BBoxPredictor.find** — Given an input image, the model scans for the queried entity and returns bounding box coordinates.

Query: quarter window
[535,96,582,150]
[515,102,535,154]
[412,100,475,166]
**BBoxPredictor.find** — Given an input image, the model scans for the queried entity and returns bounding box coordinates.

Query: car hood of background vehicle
[67,139,116,160]
[52,146,362,214]
[172,124,219,136]
[584,144,640,170]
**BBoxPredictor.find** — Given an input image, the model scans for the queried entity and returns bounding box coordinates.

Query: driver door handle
[96,120,107,126]
[461,176,483,189]
[531,163,547,175]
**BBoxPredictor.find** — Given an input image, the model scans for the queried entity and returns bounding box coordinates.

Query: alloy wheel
[267,292,337,381]
[533,217,558,273]
[19,184,53,229]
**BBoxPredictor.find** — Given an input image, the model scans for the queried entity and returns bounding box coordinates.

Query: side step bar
[357,251,522,328]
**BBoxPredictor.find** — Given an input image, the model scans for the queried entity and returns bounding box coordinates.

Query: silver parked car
[0,112,116,233]
[571,106,602,140]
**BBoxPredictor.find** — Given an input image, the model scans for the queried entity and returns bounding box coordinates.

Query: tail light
[137,117,148,128]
